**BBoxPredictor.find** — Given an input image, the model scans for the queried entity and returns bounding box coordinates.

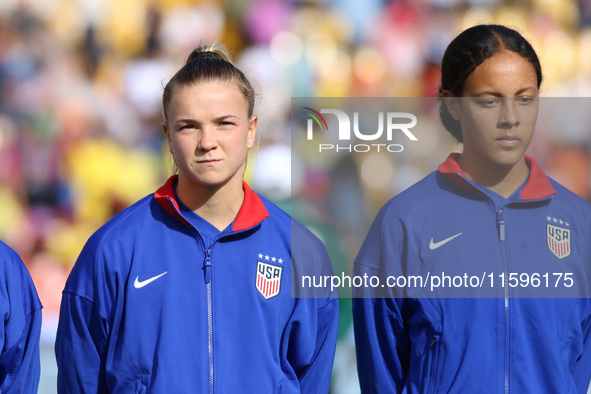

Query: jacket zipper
[169,197,215,393]
[454,176,555,394]
[202,225,265,394]
[168,196,267,394]
[427,334,439,393]
[495,196,554,394]
[205,248,213,394]
[496,208,510,394]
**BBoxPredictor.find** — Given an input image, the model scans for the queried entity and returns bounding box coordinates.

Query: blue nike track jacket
[56,176,339,393]
[353,154,591,393]
[0,240,42,393]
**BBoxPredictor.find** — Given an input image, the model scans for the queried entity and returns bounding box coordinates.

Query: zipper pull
[496,209,505,241]
[204,249,212,283]
[431,335,437,346]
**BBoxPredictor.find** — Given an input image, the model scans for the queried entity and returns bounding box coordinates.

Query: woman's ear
[441,90,461,121]
[247,116,258,149]
[162,122,173,154]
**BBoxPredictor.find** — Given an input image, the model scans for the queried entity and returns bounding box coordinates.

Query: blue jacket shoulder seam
[62,289,110,320]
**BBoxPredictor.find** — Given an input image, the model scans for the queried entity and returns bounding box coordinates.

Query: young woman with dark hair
[438,24,542,143]
[353,24,591,393]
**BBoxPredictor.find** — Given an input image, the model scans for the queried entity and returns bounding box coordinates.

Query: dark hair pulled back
[162,43,256,122]
[438,24,543,142]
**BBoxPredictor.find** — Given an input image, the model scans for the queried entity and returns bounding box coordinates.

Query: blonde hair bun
[186,43,233,65]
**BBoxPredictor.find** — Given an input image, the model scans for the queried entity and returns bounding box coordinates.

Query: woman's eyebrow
[175,118,198,125]
[471,91,502,97]
[472,86,538,97]
[175,115,239,125]
[514,86,538,95]
[213,115,239,122]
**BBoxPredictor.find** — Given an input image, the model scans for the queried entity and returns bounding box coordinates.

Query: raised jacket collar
[438,153,557,201]
[154,175,270,231]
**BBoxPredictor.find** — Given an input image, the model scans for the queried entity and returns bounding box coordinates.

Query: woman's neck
[458,153,529,198]
[176,175,245,231]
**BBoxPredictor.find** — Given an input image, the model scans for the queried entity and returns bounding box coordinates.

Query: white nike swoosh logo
[429,233,462,250]
[134,272,168,289]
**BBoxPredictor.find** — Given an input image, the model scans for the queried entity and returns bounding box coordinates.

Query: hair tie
[196,51,216,59]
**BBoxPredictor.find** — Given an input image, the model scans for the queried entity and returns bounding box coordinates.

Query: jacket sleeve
[55,235,111,394]
[55,293,110,393]
[353,295,410,393]
[571,299,591,394]
[2,308,42,393]
[288,224,340,393]
[294,298,339,393]
[0,243,43,393]
[352,202,411,393]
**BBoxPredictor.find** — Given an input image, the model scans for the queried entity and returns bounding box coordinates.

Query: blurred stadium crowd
[1,0,591,392]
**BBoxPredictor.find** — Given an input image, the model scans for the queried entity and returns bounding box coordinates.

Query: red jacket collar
[154,175,269,231]
[438,153,557,200]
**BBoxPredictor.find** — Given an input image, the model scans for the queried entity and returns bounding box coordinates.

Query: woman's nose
[498,98,520,129]
[198,126,218,151]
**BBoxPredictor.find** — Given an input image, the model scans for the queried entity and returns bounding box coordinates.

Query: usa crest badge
[256,261,282,299]
[547,223,571,259]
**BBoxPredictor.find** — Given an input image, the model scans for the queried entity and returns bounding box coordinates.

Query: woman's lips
[496,136,520,148]
[198,159,221,165]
